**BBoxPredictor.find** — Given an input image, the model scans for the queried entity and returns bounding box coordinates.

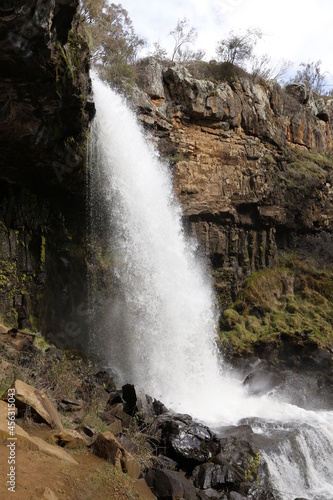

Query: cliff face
[0,0,94,346]
[134,59,333,306]
[0,0,94,192]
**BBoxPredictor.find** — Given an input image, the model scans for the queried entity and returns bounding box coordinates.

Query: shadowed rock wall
[0,0,95,348]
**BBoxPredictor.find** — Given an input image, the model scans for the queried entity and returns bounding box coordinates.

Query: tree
[289,60,327,95]
[149,19,205,62]
[216,28,262,68]
[177,46,205,62]
[149,41,168,60]
[80,1,145,86]
[251,54,292,82]
[169,18,203,62]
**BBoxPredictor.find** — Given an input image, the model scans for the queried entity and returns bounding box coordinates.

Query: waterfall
[88,73,228,418]
[88,74,333,499]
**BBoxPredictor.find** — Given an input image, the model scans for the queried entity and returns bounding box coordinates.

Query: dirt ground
[0,427,140,500]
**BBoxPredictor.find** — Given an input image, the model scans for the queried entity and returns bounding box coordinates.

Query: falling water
[89,74,333,499]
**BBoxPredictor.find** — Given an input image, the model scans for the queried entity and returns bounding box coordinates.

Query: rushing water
[89,74,333,499]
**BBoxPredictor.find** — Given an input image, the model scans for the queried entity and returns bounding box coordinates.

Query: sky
[121,0,333,89]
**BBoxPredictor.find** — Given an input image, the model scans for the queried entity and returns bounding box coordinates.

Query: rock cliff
[134,59,333,307]
[132,59,333,366]
[0,0,94,345]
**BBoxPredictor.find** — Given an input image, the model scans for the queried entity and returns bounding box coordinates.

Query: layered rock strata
[134,58,333,305]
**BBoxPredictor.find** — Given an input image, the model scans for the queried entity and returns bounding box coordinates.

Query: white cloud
[122,0,333,87]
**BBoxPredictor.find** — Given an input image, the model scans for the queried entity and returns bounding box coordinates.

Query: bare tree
[216,28,263,68]
[169,18,199,62]
[251,54,292,82]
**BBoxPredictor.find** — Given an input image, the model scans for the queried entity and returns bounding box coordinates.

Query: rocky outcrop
[100,384,269,499]
[0,0,94,192]
[4,379,63,430]
[91,430,141,479]
[134,59,333,305]
[0,1,94,343]
[0,401,77,464]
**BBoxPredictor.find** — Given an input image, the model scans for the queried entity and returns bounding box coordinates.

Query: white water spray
[89,75,333,499]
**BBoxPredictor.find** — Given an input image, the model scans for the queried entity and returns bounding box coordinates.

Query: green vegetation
[90,463,138,499]
[54,27,88,95]
[219,252,333,354]
[245,451,261,484]
[279,148,333,193]
[287,60,332,96]
[215,28,262,68]
[79,0,145,89]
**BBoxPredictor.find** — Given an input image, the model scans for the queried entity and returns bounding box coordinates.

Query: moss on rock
[219,250,333,355]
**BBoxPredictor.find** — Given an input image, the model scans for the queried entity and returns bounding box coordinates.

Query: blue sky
[122,0,333,89]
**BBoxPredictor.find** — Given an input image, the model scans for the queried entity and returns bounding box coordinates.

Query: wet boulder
[122,383,155,421]
[145,468,197,500]
[191,462,237,490]
[148,413,220,466]
[105,385,168,427]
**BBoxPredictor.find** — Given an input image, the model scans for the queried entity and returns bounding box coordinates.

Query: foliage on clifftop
[219,243,333,356]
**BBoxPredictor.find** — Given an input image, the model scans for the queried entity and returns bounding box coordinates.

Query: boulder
[145,468,197,500]
[95,370,116,392]
[117,435,139,454]
[80,425,95,438]
[104,402,133,428]
[243,369,283,396]
[191,462,236,490]
[0,400,16,418]
[315,98,330,122]
[149,413,219,465]
[133,478,157,500]
[3,379,63,430]
[135,57,165,100]
[151,455,178,471]
[3,330,36,352]
[122,383,156,421]
[285,83,309,104]
[31,435,78,464]
[106,418,122,436]
[91,431,141,479]
[58,398,84,412]
[229,492,247,499]
[54,429,89,449]
[106,390,124,406]
[0,413,77,464]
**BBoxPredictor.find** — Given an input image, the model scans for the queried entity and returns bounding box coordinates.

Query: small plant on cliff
[288,60,328,95]
[216,28,263,68]
[251,53,292,82]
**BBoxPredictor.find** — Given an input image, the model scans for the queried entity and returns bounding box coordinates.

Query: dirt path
[0,434,139,500]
